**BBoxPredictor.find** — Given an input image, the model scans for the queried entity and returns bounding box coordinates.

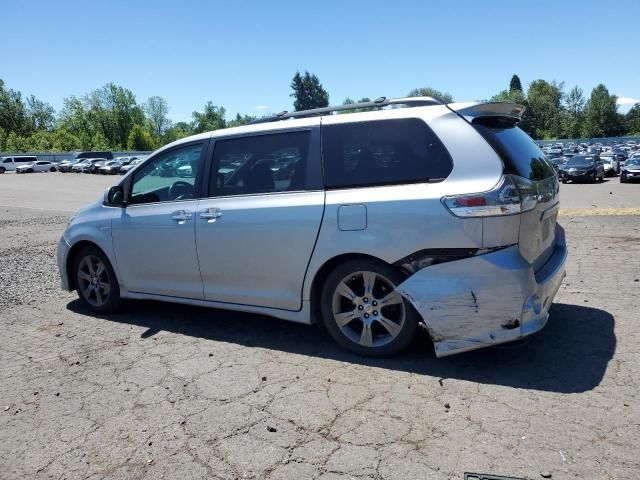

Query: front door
[195,127,324,311]
[111,142,206,299]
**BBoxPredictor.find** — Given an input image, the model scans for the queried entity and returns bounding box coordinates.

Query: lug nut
[364,313,369,319]
[373,311,378,316]
[372,301,377,306]
[363,297,368,303]
[358,305,364,310]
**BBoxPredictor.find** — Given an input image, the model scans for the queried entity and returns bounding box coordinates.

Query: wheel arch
[66,240,117,291]
[308,253,402,325]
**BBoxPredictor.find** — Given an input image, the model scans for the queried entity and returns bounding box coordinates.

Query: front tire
[73,246,121,313]
[320,259,419,357]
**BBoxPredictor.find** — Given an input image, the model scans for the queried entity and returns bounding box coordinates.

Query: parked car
[71,160,90,173]
[57,98,567,358]
[559,155,604,183]
[548,156,567,172]
[71,151,114,162]
[119,158,145,174]
[620,158,640,183]
[57,159,80,172]
[600,156,618,176]
[15,160,56,173]
[89,159,109,173]
[0,155,38,173]
[98,161,123,175]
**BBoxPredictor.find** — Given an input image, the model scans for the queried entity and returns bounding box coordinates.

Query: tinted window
[322,118,452,188]
[130,143,203,205]
[474,120,555,181]
[15,157,37,163]
[209,131,310,196]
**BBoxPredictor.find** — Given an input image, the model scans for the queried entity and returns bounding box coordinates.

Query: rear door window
[321,118,453,188]
[474,120,555,181]
[209,131,311,196]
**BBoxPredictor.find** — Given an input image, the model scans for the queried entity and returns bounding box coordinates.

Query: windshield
[567,156,594,167]
[626,159,640,167]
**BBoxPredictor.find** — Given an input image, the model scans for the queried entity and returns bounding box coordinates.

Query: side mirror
[107,185,126,207]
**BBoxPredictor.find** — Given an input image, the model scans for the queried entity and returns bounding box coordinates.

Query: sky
[2,0,639,122]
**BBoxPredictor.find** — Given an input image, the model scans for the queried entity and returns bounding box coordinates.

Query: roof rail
[249,96,442,124]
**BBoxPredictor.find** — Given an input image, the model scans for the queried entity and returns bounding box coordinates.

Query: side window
[322,118,453,188]
[209,131,310,197]
[129,143,203,205]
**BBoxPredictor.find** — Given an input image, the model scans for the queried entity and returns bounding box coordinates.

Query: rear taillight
[442,175,539,218]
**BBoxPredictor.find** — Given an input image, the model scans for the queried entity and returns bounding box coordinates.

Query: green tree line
[1,73,639,154]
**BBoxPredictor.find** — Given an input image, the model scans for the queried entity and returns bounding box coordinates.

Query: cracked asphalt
[0,173,639,479]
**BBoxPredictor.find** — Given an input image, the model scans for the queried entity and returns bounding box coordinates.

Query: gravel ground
[0,175,639,479]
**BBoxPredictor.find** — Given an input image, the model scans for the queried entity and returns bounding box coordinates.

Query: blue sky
[2,0,639,121]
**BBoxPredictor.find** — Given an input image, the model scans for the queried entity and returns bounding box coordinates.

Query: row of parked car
[59,156,146,175]
[0,152,148,176]
[538,140,640,184]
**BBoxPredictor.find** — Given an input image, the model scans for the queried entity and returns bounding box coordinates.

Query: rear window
[474,120,555,181]
[322,118,453,188]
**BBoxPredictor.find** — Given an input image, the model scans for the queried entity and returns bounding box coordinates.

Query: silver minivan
[57,97,567,357]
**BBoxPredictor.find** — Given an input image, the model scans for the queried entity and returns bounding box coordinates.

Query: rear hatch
[474,119,558,270]
[448,103,559,271]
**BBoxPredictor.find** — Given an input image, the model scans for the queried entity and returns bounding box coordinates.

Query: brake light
[442,175,538,218]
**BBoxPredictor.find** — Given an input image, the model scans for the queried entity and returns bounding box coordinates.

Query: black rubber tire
[320,258,420,357]
[561,179,567,184]
[0,167,5,174]
[72,245,121,313]
[27,169,33,173]
[50,167,56,172]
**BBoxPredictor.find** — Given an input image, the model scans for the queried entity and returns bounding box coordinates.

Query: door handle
[171,210,192,223]
[200,207,222,223]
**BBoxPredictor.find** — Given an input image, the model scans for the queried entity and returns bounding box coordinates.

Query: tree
[562,86,585,139]
[144,96,170,138]
[127,124,154,150]
[227,113,256,128]
[509,74,523,93]
[625,104,640,135]
[525,80,564,139]
[0,79,29,135]
[582,84,621,138]
[84,83,145,149]
[407,87,453,103]
[26,95,56,132]
[290,71,329,111]
[191,101,226,133]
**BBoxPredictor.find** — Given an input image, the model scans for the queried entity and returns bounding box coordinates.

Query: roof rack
[249,96,443,124]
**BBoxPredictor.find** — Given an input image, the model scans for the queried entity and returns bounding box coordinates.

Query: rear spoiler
[447,102,525,123]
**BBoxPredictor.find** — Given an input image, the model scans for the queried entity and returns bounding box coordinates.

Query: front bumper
[561,171,596,182]
[57,236,72,291]
[397,225,568,357]
[622,171,640,182]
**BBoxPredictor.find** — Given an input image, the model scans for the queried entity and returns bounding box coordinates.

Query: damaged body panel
[397,225,567,357]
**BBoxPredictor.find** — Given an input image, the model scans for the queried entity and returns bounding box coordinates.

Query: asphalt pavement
[0,171,639,479]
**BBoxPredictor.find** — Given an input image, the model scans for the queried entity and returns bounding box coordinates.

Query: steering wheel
[168,181,193,200]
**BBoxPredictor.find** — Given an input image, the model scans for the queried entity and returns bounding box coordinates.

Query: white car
[0,156,38,173]
[600,157,618,176]
[15,161,57,173]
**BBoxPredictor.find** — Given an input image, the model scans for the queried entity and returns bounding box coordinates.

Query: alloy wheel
[331,271,405,348]
[77,255,111,307]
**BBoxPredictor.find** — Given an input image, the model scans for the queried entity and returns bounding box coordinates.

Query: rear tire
[320,258,419,357]
[27,169,33,173]
[73,245,121,313]
[0,167,5,174]
[50,167,56,172]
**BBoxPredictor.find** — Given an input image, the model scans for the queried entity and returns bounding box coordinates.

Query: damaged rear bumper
[397,225,567,357]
